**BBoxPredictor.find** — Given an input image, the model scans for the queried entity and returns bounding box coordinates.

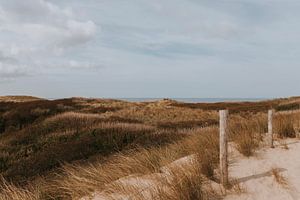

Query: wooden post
[268,110,274,148]
[219,110,228,187]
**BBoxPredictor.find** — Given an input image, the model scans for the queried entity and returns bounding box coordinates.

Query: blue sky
[0,0,299,98]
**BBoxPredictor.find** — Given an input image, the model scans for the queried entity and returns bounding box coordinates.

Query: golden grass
[1,97,300,199]
[230,114,265,157]
[233,130,259,157]
[104,102,218,126]
[274,113,296,138]
[0,96,42,103]
[0,178,41,200]
[41,127,219,199]
[156,161,205,200]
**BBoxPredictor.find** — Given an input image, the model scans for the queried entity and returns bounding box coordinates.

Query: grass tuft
[271,168,288,187]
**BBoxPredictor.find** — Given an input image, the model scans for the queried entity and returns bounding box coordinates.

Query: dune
[0,95,42,102]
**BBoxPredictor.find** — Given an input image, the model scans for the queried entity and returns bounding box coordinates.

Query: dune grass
[0,178,41,200]
[0,97,300,199]
[274,113,296,138]
[41,127,219,199]
[229,114,266,157]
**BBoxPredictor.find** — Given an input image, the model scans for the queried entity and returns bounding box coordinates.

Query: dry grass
[229,179,246,195]
[40,127,219,199]
[276,99,300,111]
[0,116,178,183]
[274,113,296,138]
[0,178,41,200]
[104,101,218,128]
[234,131,259,157]
[0,97,300,199]
[0,96,42,103]
[230,115,265,157]
[156,161,205,200]
[271,168,288,187]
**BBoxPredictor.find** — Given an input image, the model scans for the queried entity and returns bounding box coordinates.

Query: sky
[0,0,300,99]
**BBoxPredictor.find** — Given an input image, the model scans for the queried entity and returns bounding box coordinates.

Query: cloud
[0,63,29,79]
[67,60,100,69]
[0,51,18,64]
[1,0,300,98]
[0,0,97,79]
[93,0,243,60]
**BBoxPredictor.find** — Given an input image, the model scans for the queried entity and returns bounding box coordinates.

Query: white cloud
[0,0,97,79]
[67,60,99,69]
[58,20,96,48]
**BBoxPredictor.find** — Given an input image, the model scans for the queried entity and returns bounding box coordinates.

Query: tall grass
[41,127,219,199]
[0,178,41,200]
[1,117,181,183]
[156,161,205,200]
[230,114,266,157]
[274,113,296,138]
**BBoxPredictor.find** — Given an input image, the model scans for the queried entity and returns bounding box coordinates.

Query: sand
[226,138,300,200]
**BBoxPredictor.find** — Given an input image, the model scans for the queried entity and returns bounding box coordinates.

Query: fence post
[219,110,228,187]
[268,109,274,148]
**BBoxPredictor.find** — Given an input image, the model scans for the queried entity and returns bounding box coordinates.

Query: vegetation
[274,113,296,138]
[229,114,266,156]
[0,96,299,199]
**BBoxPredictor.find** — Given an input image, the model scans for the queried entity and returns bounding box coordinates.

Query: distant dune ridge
[0,95,42,102]
[0,96,299,199]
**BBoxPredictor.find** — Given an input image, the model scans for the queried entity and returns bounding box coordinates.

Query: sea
[48,97,267,103]
[117,98,266,103]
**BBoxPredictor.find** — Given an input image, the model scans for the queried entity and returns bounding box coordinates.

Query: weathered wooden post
[219,110,228,187]
[268,109,274,148]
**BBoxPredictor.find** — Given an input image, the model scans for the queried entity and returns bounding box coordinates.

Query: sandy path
[226,139,300,200]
